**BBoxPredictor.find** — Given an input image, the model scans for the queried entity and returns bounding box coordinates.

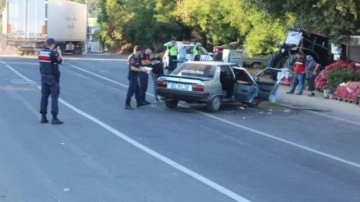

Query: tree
[96,0,130,51]
[95,0,289,55]
[175,0,288,55]
[247,0,360,43]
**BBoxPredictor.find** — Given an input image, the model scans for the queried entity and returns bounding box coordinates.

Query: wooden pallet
[335,97,360,105]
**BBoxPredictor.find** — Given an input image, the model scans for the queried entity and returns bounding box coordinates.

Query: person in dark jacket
[213,47,223,61]
[38,38,63,124]
[125,45,148,110]
[151,50,164,103]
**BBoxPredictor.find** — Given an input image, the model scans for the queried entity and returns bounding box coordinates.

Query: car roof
[163,41,201,47]
[184,61,238,66]
[183,61,248,70]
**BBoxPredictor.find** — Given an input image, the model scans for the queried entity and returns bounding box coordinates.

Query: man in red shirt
[287,52,306,95]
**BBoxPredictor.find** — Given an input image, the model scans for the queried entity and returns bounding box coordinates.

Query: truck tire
[207,96,221,112]
[165,99,179,109]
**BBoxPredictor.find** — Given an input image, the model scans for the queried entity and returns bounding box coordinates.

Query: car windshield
[172,63,216,78]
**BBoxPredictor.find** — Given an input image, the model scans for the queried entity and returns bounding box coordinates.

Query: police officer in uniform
[167,37,178,73]
[193,43,201,61]
[125,45,147,110]
[38,38,63,124]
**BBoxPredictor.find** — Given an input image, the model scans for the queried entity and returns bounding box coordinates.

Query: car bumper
[157,88,210,102]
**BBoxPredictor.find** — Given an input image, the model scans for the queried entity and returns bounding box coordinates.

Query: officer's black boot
[51,115,63,125]
[40,114,49,124]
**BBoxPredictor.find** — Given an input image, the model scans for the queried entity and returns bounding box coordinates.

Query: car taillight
[192,84,204,92]
[157,80,167,88]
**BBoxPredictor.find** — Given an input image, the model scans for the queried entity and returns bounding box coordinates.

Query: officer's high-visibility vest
[168,44,178,56]
[193,45,199,56]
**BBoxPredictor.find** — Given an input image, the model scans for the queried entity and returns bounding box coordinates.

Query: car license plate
[167,82,192,91]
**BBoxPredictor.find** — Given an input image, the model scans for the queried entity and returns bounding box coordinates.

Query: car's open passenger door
[254,67,283,102]
[232,66,258,102]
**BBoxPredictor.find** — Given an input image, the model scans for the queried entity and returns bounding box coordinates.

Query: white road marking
[2,60,251,202]
[69,64,128,88]
[65,58,127,62]
[66,64,360,169]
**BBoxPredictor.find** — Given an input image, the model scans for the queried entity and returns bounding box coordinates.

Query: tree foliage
[247,0,360,44]
[95,0,360,54]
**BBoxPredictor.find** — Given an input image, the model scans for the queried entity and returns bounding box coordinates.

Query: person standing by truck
[287,52,306,95]
[38,38,63,124]
[305,55,321,97]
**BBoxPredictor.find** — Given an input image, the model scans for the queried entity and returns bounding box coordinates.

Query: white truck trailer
[2,0,87,55]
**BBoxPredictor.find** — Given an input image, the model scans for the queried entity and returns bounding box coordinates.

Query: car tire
[165,99,179,109]
[246,100,262,108]
[207,96,221,112]
[251,62,261,68]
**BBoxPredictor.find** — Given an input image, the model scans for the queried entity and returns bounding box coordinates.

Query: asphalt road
[0,55,359,202]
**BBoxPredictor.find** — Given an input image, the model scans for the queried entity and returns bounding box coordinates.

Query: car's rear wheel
[165,99,179,109]
[207,96,221,112]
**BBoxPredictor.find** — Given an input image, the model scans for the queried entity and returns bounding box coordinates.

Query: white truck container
[2,0,87,55]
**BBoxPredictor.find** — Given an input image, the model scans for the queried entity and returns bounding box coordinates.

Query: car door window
[220,66,233,79]
[254,68,282,101]
[231,68,257,102]
[219,65,235,97]
[255,70,277,84]
[233,68,253,84]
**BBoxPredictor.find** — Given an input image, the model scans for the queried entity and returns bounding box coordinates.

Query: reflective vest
[193,45,199,56]
[168,44,178,56]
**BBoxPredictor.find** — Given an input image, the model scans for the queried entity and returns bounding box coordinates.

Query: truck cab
[267,29,333,69]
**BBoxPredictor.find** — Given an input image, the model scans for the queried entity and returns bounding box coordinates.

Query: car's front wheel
[207,96,221,112]
[165,99,179,109]
[246,100,262,108]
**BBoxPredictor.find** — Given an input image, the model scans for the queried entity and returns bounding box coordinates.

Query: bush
[327,67,360,92]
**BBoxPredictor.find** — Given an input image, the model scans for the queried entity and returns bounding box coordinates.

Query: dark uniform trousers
[194,55,200,61]
[40,73,60,115]
[139,72,148,101]
[168,55,177,73]
[126,74,141,105]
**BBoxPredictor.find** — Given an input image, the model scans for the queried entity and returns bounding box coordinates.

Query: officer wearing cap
[125,45,148,110]
[38,37,63,124]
